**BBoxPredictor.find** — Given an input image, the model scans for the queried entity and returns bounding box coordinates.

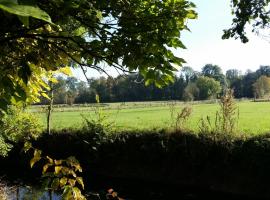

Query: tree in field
[181,66,198,84]
[202,64,224,82]
[253,75,270,99]
[0,0,197,112]
[53,76,68,104]
[242,70,258,98]
[226,69,241,84]
[65,77,79,105]
[226,69,243,98]
[196,76,221,100]
[183,82,199,101]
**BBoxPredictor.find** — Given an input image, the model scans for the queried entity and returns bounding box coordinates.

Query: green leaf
[17,15,29,27]
[0,99,8,111]
[23,141,32,153]
[2,77,14,90]
[187,10,197,19]
[15,85,27,100]
[51,178,60,190]
[0,0,52,24]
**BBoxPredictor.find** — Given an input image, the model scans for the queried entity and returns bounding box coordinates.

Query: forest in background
[39,64,270,105]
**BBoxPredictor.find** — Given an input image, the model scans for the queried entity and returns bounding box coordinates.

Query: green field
[34,100,270,135]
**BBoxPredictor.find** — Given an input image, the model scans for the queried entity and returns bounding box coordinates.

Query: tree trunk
[47,82,54,135]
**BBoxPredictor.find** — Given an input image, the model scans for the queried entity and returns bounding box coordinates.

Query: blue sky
[178,0,270,74]
[73,0,270,80]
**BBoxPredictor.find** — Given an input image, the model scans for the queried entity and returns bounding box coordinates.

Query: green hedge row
[3,130,270,198]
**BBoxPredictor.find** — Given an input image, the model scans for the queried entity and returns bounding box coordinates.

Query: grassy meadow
[32,100,270,135]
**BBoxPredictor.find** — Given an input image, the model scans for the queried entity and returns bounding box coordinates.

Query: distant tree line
[39,64,270,104]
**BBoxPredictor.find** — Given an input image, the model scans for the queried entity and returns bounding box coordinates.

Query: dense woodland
[40,64,270,105]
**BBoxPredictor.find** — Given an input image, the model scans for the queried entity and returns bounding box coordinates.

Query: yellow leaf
[72,187,85,199]
[59,67,72,76]
[46,156,53,164]
[55,166,62,174]
[30,149,42,168]
[62,186,73,199]
[76,177,84,190]
[68,179,76,187]
[41,92,50,99]
[34,149,42,157]
[42,163,51,174]
[54,159,63,165]
[50,77,58,84]
[60,177,68,188]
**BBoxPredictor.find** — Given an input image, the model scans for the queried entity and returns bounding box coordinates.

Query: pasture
[33,100,270,135]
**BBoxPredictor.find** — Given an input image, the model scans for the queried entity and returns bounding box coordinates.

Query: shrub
[80,94,116,150]
[0,106,42,156]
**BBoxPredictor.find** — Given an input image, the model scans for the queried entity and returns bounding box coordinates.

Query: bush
[0,106,42,156]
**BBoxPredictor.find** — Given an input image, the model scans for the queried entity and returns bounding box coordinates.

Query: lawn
[34,100,270,135]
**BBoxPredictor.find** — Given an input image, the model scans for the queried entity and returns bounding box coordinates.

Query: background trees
[2,0,270,109]
[195,76,221,100]
[38,65,270,103]
[253,76,270,99]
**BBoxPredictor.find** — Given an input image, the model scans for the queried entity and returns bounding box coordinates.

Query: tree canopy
[0,0,197,111]
[2,0,269,111]
[196,76,221,100]
[223,0,270,42]
[253,75,270,98]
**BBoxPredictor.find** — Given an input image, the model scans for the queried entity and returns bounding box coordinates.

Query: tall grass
[199,89,239,139]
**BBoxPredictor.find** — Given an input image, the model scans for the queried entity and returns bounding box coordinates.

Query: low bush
[0,106,42,156]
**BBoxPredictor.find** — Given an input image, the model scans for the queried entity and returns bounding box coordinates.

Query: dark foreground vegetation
[2,129,270,199]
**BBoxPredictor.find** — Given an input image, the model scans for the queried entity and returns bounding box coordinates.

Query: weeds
[199,89,239,139]
[169,101,192,132]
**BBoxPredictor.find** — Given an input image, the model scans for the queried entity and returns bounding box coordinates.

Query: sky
[178,0,270,74]
[73,0,270,80]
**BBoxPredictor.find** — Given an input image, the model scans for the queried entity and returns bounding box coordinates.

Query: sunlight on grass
[35,101,270,135]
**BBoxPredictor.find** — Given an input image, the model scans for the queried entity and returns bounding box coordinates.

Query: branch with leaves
[0,0,197,112]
